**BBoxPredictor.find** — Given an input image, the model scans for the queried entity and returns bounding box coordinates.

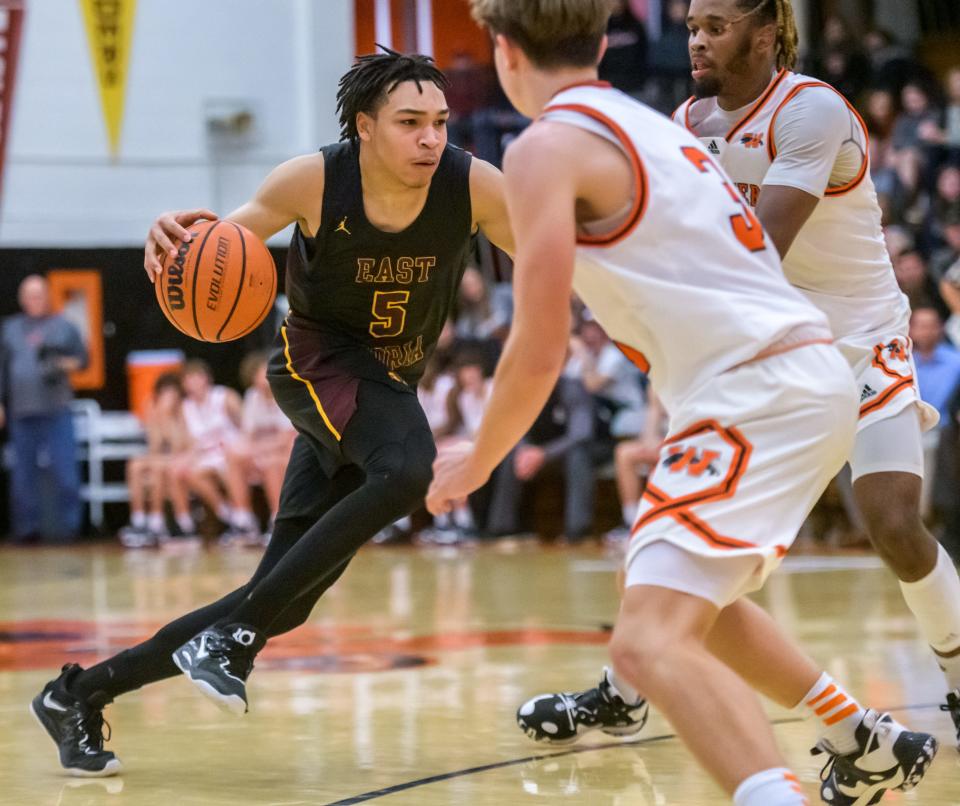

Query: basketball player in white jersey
[678,6,960,744]
[529,0,960,775]
[428,2,937,804]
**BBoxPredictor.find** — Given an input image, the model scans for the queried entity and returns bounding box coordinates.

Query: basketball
[155,219,277,342]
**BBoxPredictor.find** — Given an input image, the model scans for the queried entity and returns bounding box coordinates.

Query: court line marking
[321,705,940,805]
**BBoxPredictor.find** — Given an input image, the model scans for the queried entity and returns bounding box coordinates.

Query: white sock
[130,510,146,529]
[216,503,232,524]
[176,513,195,534]
[899,543,960,690]
[231,508,255,530]
[452,505,474,530]
[606,665,643,705]
[621,502,637,528]
[734,768,808,805]
[794,673,865,755]
[146,512,165,533]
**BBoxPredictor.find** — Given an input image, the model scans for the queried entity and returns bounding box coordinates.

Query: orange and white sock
[733,768,808,805]
[796,673,865,754]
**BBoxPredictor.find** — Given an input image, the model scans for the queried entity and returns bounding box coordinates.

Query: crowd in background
[6,5,960,559]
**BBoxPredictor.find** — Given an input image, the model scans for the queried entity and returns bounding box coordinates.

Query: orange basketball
[155,219,277,342]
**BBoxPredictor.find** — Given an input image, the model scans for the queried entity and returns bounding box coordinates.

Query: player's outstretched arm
[143,153,325,282]
[469,157,515,257]
[427,125,578,514]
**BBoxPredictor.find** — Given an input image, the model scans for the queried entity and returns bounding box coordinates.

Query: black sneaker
[817,710,938,805]
[940,689,960,748]
[516,667,649,745]
[172,624,263,716]
[30,664,122,777]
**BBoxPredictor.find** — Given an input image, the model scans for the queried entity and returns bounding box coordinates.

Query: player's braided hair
[735,0,799,70]
[336,45,449,142]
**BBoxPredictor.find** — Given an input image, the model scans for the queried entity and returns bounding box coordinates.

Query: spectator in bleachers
[864,89,900,214]
[0,275,87,543]
[911,307,960,517]
[422,352,491,543]
[118,372,191,548]
[486,340,608,542]
[938,256,960,345]
[648,0,690,112]
[912,307,960,425]
[892,82,942,216]
[930,209,960,282]
[222,352,296,545]
[453,265,513,343]
[567,317,645,438]
[894,249,949,317]
[862,28,927,94]
[808,16,872,102]
[604,389,668,544]
[168,360,248,541]
[599,0,648,97]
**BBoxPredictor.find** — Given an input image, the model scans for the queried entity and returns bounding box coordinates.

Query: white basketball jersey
[542,83,828,414]
[674,70,909,340]
[183,385,239,452]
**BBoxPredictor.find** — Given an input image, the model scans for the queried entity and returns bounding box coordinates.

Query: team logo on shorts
[871,338,912,379]
[633,420,756,551]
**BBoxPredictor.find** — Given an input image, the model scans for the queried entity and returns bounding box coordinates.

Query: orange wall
[355,0,375,56]
[355,0,491,66]
[431,0,491,67]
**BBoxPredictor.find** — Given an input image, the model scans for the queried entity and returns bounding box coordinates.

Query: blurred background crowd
[6,0,960,563]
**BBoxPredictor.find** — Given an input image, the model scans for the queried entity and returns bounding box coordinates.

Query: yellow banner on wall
[79,0,136,157]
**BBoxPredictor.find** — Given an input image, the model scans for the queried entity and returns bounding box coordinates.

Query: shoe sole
[29,701,122,777]
[172,651,247,717]
[518,717,646,746]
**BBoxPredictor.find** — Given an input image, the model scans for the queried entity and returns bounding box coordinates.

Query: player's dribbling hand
[143,209,219,282]
[426,440,487,515]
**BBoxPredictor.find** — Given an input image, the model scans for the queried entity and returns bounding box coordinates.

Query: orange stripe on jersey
[542,102,650,248]
[766,81,871,197]
[614,340,650,373]
[725,68,788,142]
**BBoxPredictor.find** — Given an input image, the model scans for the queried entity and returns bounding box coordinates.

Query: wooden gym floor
[0,542,958,805]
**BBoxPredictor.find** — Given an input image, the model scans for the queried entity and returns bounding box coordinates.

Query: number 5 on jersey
[370,290,410,338]
[680,146,766,253]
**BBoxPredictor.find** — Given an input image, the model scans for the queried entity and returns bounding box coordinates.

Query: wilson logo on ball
[156,220,276,343]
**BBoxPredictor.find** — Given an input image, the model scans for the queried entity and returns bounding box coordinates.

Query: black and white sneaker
[517,667,649,745]
[817,710,938,805]
[940,688,960,748]
[172,624,263,716]
[30,664,122,777]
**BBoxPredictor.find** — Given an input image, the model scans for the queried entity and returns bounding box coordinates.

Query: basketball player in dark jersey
[31,49,514,776]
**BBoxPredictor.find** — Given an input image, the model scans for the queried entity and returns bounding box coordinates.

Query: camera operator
[0,275,87,543]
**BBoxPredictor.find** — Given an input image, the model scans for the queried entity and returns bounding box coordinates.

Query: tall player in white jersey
[427,2,936,804]
[673,4,960,747]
